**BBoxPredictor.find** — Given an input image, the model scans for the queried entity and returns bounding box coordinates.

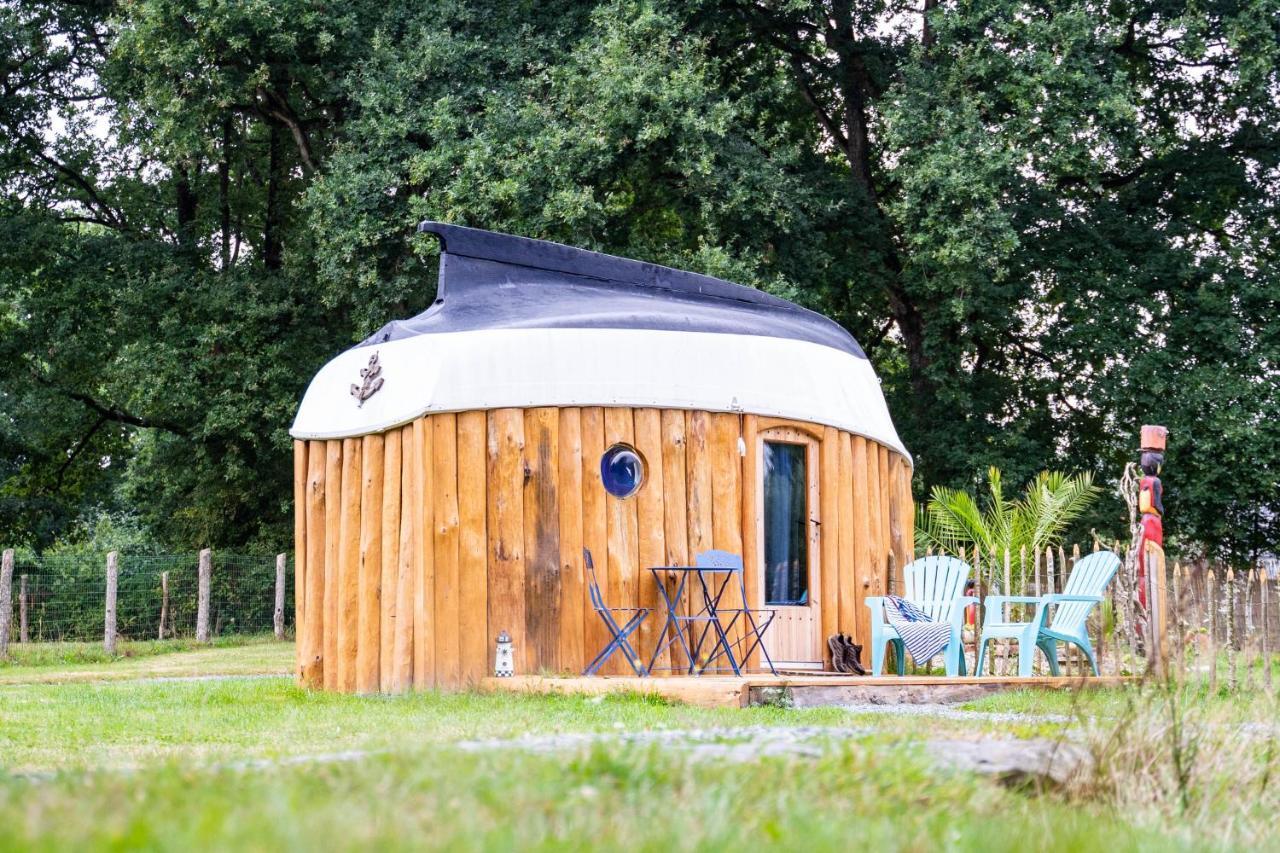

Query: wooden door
[755,427,822,668]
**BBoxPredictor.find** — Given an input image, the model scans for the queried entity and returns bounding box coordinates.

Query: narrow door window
[763,441,808,606]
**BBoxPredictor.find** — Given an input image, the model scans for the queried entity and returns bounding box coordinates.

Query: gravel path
[837,703,1071,725]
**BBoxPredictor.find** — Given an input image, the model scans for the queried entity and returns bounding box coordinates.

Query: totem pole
[1136,425,1168,671]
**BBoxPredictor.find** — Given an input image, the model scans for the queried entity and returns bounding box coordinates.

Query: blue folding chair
[582,548,651,676]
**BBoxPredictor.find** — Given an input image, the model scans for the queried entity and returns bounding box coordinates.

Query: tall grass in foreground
[1065,677,1280,848]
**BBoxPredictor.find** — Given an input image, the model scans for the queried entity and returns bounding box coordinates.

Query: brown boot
[828,634,849,673]
[845,639,867,676]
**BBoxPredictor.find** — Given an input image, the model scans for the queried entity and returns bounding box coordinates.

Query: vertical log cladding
[739,415,760,670]
[685,412,713,568]
[709,413,744,651]
[356,432,383,693]
[819,427,840,668]
[603,408,639,675]
[603,409,638,605]
[301,441,326,687]
[392,424,416,692]
[849,436,871,650]
[380,428,402,688]
[433,414,462,687]
[557,408,586,672]
[634,408,667,668]
[337,437,362,691]
[413,418,434,688]
[580,408,609,674]
[876,444,892,598]
[659,410,690,569]
[523,408,561,674]
[323,441,343,690]
[659,410,690,667]
[866,441,885,626]
[839,434,858,642]
[297,408,913,690]
[887,453,905,595]
[457,411,489,683]
[488,409,527,672]
[293,441,307,680]
[685,412,713,671]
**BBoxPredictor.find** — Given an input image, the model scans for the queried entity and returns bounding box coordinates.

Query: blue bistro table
[645,565,775,676]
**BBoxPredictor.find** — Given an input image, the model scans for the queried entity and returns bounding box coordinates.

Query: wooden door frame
[755,425,822,667]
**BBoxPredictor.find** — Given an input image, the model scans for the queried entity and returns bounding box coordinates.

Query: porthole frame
[600,442,647,500]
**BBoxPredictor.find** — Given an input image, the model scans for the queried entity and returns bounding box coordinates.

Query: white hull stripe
[290,327,909,461]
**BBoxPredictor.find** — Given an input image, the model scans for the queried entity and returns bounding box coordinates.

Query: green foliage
[915,467,1101,559]
[1,0,1276,566]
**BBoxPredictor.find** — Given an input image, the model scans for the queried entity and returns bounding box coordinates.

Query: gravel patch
[838,703,1071,725]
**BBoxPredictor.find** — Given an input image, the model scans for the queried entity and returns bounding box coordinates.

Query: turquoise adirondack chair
[976,550,1121,677]
[866,556,976,677]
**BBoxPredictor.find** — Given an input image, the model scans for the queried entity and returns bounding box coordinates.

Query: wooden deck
[480,672,1135,709]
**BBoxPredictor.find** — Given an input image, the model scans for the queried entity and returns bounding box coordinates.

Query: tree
[1,0,1275,567]
[915,467,1102,566]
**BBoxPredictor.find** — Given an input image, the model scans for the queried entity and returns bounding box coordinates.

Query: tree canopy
[2,0,1277,564]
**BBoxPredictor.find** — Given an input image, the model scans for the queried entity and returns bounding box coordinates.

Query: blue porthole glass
[601,443,646,499]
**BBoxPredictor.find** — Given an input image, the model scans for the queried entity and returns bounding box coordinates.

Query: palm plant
[915,467,1101,563]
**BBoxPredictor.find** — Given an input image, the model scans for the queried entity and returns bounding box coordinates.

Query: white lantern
[494,630,514,677]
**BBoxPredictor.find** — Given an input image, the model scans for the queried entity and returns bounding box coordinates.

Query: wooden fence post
[274,553,287,640]
[1227,567,1237,690]
[1172,561,1182,680]
[1207,568,1218,691]
[18,574,28,644]
[104,551,118,655]
[0,549,13,658]
[196,548,212,643]
[158,571,169,640]
[1263,568,1272,692]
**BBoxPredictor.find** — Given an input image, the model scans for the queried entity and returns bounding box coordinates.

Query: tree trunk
[263,124,287,271]
[220,117,232,269]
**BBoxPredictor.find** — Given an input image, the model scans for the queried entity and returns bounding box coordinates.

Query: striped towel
[885,595,952,666]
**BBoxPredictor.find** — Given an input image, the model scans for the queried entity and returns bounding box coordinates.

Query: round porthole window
[601,443,646,499]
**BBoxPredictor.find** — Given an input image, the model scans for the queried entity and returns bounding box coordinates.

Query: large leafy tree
[1,0,1276,566]
[697,0,1280,561]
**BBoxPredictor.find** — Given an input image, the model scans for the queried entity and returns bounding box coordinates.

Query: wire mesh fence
[5,552,292,643]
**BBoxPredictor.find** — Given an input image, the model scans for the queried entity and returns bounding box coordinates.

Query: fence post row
[19,574,29,643]
[0,549,13,658]
[274,553,287,641]
[104,550,119,655]
[196,548,212,644]
[159,571,170,641]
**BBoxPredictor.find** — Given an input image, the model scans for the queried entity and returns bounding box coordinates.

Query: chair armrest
[865,596,888,627]
[1042,594,1103,605]
[981,595,1048,629]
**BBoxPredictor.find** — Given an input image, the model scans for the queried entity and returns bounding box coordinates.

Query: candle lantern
[494,630,514,677]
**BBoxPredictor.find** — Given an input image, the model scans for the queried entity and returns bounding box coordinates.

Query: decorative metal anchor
[350,351,384,407]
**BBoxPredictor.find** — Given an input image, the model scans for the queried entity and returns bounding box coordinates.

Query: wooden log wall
[294,409,912,690]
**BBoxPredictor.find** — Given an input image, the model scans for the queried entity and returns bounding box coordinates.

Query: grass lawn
[0,635,292,685]
[0,642,1274,850]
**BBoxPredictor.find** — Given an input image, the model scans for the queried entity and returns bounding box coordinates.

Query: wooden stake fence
[159,571,169,640]
[104,551,118,655]
[274,553,287,640]
[195,548,212,644]
[0,549,12,658]
[18,574,29,644]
